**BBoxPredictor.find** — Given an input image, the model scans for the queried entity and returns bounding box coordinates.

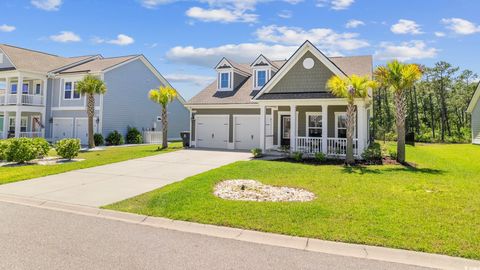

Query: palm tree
[374,60,423,163]
[76,75,107,149]
[327,74,376,165]
[148,86,178,149]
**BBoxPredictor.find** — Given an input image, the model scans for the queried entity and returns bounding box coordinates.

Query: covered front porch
[259,100,371,158]
[0,108,45,139]
[0,71,47,107]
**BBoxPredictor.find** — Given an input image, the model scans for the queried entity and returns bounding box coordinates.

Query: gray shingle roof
[187,55,372,105]
[58,55,140,74]
[0,44,95,73]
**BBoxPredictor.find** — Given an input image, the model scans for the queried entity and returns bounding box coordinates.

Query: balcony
[0,94,44,106]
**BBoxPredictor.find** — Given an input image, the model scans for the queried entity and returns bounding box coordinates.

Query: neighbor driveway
[0,149,251,207]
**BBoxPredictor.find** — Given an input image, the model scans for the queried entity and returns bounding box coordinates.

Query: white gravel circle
[214,180,315,202]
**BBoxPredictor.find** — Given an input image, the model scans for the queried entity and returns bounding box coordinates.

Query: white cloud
[255,25,369,52]
[31,0,62,11]
[345,19,364,29]
[317,0,354,10]
[186,7,257,23]
[49,31,81,43]
[391,19,423,35]
[166,43,297,67]
[92,34,135,46]
[441,18,480,35]
[164,73,216,87]
[140,0,178,9]
[0,24,16,32]
[278,10,292,19]
[434,31,446,37]
[375,40,439,61]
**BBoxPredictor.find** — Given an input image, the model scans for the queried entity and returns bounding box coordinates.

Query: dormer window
[255,69,268,89]
[220,72,230,89]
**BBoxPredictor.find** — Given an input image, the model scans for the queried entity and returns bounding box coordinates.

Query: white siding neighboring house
[186,41,374,158]
[467,82,480,145]
[0,44,189,144]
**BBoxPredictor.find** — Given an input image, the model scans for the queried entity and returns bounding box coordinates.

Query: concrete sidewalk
[0,149,251,206]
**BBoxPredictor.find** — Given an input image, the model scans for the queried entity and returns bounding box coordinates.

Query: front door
[281,115,291,146]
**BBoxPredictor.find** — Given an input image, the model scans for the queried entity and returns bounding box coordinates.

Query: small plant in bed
[94,133,104,146]
[251,148,263,158]
[55,138,81,160]
[126,126,143,144]
[5,138,39,163]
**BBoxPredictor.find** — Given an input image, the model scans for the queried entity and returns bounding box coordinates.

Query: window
[335,113,347,138]
[35,83,41,95]
[11,84,17,94]
[257,70,266,87]
[9,117,27,133]
[307,113,322,137]
[220,73,230,89]
[64,81,80,99]
[22,83,29,94]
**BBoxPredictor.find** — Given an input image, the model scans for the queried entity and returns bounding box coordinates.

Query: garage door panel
[75,118,98,145]
[53,118,74,141]
[234,115,260,150]
[196,115,229,149]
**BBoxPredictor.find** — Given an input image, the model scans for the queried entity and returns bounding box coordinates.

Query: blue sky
[1,0,479,99]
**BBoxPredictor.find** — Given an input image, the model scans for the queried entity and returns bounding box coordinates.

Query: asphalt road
[0,202,431,270]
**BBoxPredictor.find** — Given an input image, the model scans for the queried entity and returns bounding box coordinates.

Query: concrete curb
[1,194,479,270]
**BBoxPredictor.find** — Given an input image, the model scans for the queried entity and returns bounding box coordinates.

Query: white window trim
[218,70,233,91]
[305,112,322,138]
[253,68,270,90]
[10,83,17,94]
[63,80,81,100]
[334,112,356,138]
[9,116,28,132]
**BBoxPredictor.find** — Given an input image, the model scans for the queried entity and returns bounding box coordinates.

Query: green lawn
[106,143,480,259]
[0,142,182,185]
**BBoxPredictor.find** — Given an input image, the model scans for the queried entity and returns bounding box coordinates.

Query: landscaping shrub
[55,138,81,160]
[314,152,326,163]
[389,149,398,160]
[106,130,124,146]
[361,142,382,162]
[32,138,50,158]
[94,133,104,146]
[251,148,263,158]
[5,138,38,163]
[0,139,11,161]
[292,151,303,162]
[126,126,143,144]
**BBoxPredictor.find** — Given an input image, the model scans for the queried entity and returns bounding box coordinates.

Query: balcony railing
[0,94,44,106]
[295,137,359,157]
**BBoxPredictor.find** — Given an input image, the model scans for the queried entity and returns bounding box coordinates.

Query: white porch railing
[21,94,44,106]
[19,132,43,138]
[143,131,163,144]
[327,138,358,157]
[296,137,322,156]
[0,94,44,106]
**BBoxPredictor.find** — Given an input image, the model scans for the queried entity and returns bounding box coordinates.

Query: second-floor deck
[0,93,44,106]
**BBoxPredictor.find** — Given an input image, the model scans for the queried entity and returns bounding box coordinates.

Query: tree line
[372,61,478,143]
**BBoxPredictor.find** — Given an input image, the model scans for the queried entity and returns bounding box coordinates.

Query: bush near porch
[106,143,480,260]
[0,142,182,185]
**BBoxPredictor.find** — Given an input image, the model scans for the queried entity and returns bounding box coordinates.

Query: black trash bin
[180,131,190,148]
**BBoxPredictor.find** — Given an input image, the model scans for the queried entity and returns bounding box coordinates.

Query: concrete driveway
[0,149,251,207]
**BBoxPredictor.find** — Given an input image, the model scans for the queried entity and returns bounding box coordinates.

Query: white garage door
[196,115,229,149]
[234,115,260,150]
[75,118,98,145]
[52,118,74,142]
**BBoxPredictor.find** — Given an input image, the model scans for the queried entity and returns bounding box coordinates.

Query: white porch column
[357,103,367,156]
[42,78,48,106]
[42,78,48,138]
[14,108,21,138]
[17,76,23,105]
[2,111,8,139]
[322,105,328,154]
[4,77,10,105]
[259,105,266,152]
[290,105,296,152]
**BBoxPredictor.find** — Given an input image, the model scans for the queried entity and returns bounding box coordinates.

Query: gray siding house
[467,82,480,144]
[186,41,373,158]
[0,44,188,144]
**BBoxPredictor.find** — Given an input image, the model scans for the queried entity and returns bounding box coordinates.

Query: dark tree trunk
[161,105,168,149]
[87,93,95,149]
